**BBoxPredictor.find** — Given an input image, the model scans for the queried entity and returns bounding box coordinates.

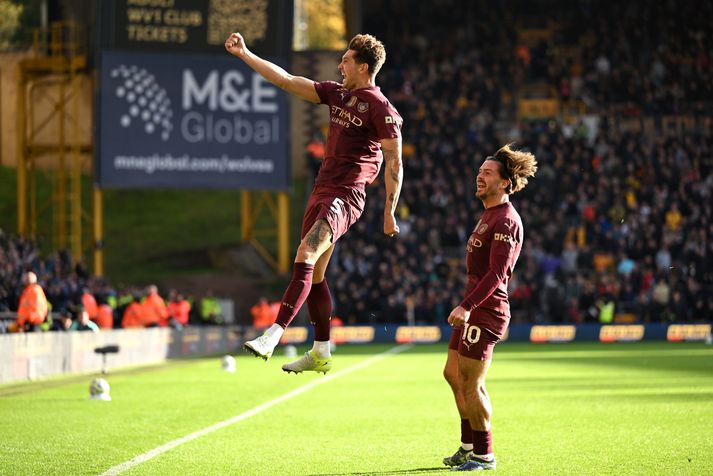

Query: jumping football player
[225,32,403,374]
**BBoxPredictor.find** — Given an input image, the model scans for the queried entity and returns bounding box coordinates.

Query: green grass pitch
[1,342,712,475]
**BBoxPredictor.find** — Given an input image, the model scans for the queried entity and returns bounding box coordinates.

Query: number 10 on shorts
[462,323,481,345]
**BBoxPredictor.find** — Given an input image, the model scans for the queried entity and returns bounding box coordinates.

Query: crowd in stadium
[3,0,712,329]
[0,229,223,332]
[329,126,713,325]
[327,0,713,325]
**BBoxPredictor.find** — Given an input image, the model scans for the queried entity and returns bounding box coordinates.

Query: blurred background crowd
[2,0,712,330]
[326,0,713,325]
[0,229,223,331]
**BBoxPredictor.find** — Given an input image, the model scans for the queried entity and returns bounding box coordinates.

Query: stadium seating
[325,0,713,324]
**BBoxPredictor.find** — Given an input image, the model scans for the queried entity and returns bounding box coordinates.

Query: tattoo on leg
[305,228,320,252]
[318,220,333,242]
[305,220,333,252]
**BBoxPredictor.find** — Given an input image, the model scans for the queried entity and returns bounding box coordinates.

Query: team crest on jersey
[357,102,369,113]
[474,220,488,234]
[346,96,357,107]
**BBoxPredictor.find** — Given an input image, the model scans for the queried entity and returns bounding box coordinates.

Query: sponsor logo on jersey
[494,232,512,243]
[330,105,364,128]
[385,115,394,124]
[466,235,482,252]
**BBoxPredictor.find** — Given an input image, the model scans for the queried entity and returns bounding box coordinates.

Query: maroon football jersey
[314,81,402,190]
[460,202,523,316]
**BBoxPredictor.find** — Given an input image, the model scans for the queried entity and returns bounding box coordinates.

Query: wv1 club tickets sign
[97,51,289,190]
[102,0,292,58]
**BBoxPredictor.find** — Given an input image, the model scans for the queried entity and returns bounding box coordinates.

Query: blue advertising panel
[278,324,678,345]
[97,50,289,190]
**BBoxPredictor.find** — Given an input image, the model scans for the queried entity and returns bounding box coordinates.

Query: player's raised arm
[381,137,403,237]
[225,32,320,103]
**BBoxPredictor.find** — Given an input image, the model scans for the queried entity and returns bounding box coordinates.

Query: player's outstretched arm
[225,32,319,103]
[381,137,403,237]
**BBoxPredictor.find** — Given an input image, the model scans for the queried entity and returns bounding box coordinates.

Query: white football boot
[282,350,332,374]
[243,333,277,361]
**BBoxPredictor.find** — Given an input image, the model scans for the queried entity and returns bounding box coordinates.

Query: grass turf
[0,166,308,284]
[1,342,712,475]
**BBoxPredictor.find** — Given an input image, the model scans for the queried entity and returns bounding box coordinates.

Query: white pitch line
[100,344,413,476]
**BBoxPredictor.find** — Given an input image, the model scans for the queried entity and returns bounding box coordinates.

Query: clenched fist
[225,32,248,57]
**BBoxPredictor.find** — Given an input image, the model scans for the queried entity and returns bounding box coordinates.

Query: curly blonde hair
[348,34,386,76]
[492,143,538,194]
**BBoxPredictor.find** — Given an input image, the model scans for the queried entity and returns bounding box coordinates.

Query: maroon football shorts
[448,308,509,360]
[301,187,366,242]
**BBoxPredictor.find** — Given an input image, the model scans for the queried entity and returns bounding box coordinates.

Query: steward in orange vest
[16,272,49,331]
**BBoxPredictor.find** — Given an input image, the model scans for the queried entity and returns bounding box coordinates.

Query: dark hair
[489,143,538,194]
[348,34,386,76]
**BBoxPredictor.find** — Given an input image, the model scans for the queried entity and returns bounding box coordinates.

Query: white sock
[265,324,284,345]
[311,340,331,358]
[461,443,473,451]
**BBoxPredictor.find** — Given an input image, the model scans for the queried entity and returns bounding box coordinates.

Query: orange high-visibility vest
[96,304,114,329]
[142,293,168,326]
[122,302,144,328]
[251,302,274,328]
[168,300,191,326]
[17,284,49,326]
[82,292,99,320]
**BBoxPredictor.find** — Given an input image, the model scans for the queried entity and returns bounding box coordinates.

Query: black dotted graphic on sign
[111,65,173,141]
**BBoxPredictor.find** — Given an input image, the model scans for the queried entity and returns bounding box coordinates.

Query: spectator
[16,272,49,332]
[200,291,222,325]
[71,308,99,333]
[81,288,98,322]
[250,297,275,329]
[95,302,114,330]
[122,294,145,328]
[50,311,74,332]
[142,285,168,327]
[167,291,191,328]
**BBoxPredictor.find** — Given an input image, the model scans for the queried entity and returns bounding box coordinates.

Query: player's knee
[295,249,315,263]
[443,367,458,387]
[295,243,320,264]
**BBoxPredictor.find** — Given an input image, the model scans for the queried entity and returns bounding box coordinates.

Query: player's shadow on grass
[309,468,449,475]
